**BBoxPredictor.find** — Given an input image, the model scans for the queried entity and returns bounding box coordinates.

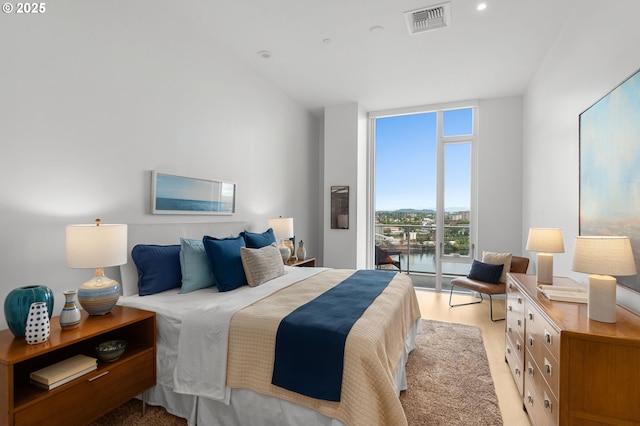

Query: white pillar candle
[588,274,617,323]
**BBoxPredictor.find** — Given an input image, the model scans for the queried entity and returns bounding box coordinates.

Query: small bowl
[95,339,127,362]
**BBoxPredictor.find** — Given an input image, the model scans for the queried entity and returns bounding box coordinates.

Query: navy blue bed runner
[271,269,396,401]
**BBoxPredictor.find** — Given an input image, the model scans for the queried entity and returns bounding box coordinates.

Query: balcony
[375,223,472,291]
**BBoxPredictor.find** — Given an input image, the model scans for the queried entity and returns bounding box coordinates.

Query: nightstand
[286,257,316,267]
[0,305,156,425]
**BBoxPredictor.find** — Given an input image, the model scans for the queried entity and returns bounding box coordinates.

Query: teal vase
[4,285,54,338]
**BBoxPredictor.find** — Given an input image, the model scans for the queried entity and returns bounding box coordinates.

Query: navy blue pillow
[202,235,247,292]
[467,260,504,284]
[241,228,277,249]
[131,244,182,296]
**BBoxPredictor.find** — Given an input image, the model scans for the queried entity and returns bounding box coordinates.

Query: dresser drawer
[525,305,560,395]
[15,350,155,425]
[526,303,560,362]
[505,334,524,396]
[524,350,558,426]
[506,279,525,337]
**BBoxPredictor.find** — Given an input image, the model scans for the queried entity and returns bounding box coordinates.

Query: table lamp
[66,219,128,315]
[526,228,565,284]
[572,236,637,323]
[268,217,294,262]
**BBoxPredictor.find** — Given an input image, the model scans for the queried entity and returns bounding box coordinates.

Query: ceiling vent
[404,2,451,35]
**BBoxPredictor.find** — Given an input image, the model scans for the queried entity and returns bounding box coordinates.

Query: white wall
[0,2,320,329]
[323,103,367,269]
[523,0,640,312]
[477,96,525,258]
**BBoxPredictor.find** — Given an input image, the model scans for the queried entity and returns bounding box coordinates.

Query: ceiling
[168,0,578,115]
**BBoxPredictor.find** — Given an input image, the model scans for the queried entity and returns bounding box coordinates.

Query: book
[30,365,97,390]
[537,285,588,303]
[30,354,97,385]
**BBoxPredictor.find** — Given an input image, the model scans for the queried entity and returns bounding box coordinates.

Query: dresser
[505,273,640,425]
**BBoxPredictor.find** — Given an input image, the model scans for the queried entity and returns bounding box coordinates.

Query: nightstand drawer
[15,350,154,425]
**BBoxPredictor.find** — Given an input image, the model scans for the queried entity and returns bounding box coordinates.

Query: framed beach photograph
[152,171,236,215]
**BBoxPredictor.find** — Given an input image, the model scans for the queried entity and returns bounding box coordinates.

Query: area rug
[399,319,503,425]
[91,319,502,426]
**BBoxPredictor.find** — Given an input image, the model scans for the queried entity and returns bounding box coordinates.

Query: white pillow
[482,251,512,283]
[240,243,285,287]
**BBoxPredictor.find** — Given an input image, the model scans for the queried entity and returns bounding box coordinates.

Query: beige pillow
[240,243,285,287]
[482,251,512,283]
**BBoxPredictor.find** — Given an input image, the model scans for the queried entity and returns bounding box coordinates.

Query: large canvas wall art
[152,171,236,215]
[580,68,640,292]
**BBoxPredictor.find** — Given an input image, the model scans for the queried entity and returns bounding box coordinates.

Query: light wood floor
[415,289,531,426]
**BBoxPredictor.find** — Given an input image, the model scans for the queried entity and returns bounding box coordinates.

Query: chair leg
[449,286,505,322]
[487,295,505,322]
[448,284,484,308]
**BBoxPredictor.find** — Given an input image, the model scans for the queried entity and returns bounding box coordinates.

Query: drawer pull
[528,310,534,321]
[544,329,552,344]
[517,297,522,305]
[515,368,521,377]
[507,326,512,333]
[517,319,522,326]
[527,362,534,376]
[528,335,534,347]
[544,392,552,412]
[508,305,513,312]
[89,371,109,381]
[544,358,552,376]
[506,347,511,355]
[516,342,521,351]
[527,393,534,405]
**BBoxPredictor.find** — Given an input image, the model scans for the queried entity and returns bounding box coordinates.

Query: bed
[117,222,421,426]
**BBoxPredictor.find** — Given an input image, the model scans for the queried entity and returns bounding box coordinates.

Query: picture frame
[330,186,349,229]
[579,67,640,292]
[151,171,236,215]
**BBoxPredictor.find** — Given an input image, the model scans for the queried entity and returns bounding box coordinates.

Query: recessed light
[369,25,384,33]
[257,50,272,59]
[477,3,487,11]
[323,38,332,44]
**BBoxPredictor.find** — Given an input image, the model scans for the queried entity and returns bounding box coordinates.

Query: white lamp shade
[572,236,637,276]
[66,223,128,268]
[526,228,565,253]
[268,217,294,240]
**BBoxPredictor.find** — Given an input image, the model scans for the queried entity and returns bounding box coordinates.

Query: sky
[375,108,472,211]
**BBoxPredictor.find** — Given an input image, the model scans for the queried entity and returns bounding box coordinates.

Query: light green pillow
[179,238,214,293]
[240,243,285,287]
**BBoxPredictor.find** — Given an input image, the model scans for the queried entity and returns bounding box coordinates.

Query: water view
[375,107,475,289]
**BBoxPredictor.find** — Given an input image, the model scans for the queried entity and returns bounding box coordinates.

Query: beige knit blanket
[226,269,421,426]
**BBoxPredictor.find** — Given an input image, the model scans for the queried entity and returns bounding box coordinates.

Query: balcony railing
[375,223,472,276]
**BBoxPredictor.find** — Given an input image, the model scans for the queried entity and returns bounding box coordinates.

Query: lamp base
[78,269,120,315]
[588,274,617,323]
[536,253,554,284]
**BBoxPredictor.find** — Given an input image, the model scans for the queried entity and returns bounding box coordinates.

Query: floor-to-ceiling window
[370,102,477,291]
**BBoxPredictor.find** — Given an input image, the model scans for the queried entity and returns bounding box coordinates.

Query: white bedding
[119,266,326,403]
